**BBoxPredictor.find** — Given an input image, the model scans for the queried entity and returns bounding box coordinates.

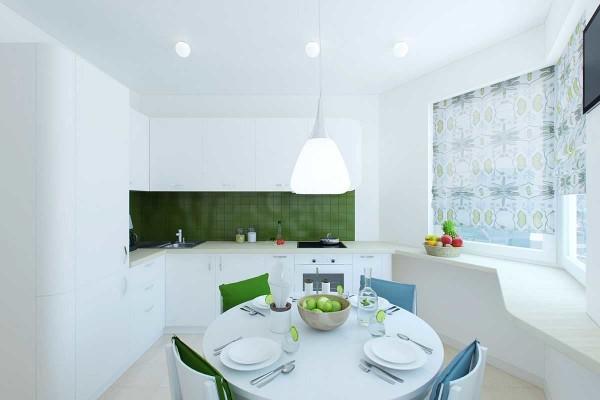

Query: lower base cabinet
[165,254,216,328]
[128,255,165,361]
[76,273,130,400]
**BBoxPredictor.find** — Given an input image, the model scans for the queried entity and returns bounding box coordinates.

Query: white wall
[0,2,53,43]
[393,255,546,384]
[139,94,380,240]
[379,26,548,246]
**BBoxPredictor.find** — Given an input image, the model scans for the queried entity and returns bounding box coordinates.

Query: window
[431,66,557,263]
[561,194,587,284]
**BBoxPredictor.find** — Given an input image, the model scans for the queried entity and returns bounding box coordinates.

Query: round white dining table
[202,301,444,400]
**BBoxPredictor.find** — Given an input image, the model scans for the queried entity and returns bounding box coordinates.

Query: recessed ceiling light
[175,41,191,58]
[305,41,320,58]
[393,41,409,58]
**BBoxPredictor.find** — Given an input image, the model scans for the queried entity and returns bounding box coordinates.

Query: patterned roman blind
[432,67,556,234]
[555,18,586,195]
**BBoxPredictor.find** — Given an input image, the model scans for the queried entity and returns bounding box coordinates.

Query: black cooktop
[297,241,347,249]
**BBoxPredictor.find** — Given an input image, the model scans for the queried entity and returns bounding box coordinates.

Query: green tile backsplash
[129,191,355,242]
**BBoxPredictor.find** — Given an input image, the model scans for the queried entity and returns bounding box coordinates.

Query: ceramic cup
[269,303,292,334]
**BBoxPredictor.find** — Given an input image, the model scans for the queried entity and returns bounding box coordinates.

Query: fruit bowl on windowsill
[423,243,462,258]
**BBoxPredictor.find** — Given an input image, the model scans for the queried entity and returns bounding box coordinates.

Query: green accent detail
[290,326,299,342]
[218,273,270,312]
[130,191,355,242]
[172,336,234,400]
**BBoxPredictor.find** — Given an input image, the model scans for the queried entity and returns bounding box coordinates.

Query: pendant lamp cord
[318,0,322,98]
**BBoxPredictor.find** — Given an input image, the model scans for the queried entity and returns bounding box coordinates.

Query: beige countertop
[129,240,399,267]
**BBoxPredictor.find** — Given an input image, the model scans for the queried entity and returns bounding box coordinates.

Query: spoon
[396,333,434,354]
[257,363,295,387]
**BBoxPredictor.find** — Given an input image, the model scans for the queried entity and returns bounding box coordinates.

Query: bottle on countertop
[235,227,245,243]
[276,220,285,245]
[247,226,257,243]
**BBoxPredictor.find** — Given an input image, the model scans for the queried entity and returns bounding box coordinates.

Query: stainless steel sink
[159,241,204,249]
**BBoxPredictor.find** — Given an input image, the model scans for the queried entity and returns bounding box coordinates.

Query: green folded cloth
[219,273,270,312]
[172,336,234,400]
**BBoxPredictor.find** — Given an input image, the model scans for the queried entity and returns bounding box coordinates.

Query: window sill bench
[391,244,600,375]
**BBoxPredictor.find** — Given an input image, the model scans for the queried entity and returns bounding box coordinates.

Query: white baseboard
[439,334,545,389]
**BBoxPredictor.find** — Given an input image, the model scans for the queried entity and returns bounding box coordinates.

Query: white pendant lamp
[290,0,351,195]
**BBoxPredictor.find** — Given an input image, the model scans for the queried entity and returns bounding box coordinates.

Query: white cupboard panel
[75,57,129,287]
[255,119,310,191]
[35,44,77,297]
[150,118,204,191]
[325,118,362,190]
[37,292,75,400]
[165,254,215,327]
[129,108,150,191]
[76,275,130,400]
[202,119,255,191]
[217,255,268,285]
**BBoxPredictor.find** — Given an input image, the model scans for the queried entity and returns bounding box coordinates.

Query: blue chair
[429,340,487,400]
[359,276,417,314]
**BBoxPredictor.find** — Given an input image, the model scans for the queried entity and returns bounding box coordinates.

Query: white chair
[165,342,220,400]
[446,344,488,400]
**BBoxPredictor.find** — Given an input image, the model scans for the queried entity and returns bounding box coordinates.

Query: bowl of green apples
[297,294,351,331]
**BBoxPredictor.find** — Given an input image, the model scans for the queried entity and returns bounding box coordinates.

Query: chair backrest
[165,343,220,400]
[447,344,488,400]
[360,276,417,314]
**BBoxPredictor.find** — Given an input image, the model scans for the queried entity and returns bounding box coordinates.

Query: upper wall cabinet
[255,119,310,191]
[129,109,149,191]
[147,117,362,192]
[202,119,255,191]
[150,118,204,191]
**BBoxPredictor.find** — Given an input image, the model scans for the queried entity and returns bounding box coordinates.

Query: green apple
[320,301,333,312]
[305,297,317,310]
[312,308,323,313]
[330,300,342,312]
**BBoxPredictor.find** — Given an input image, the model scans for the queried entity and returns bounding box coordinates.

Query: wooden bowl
[297,294,351,331]
[424,243,462,258]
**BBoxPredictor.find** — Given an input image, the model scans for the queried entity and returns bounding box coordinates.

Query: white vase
[269,304,292,334]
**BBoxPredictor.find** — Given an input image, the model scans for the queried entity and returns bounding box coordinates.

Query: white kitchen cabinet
[352,254,392,292]
[129,256,165,361]
[146,117,361,192]
[36,293,75,400]
[76,274,131,400]
[149,118,204,191]
[255,119,310,191]
[165,254,216,328]
[129,108,150,191]
[327,118,363,190]
[75,57,130,287]
[202,119,256,191]
[217,255,268,285]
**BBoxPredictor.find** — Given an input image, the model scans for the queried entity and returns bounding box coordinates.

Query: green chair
[218,273,270,312]
[166,336,234,400]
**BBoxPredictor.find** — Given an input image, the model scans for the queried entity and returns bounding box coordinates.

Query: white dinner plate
[220,341,281,371]
[251,295,272,310]
[363,339,427,371]
[370,336,417,364]
[227,337,278,365]
[349,296,390,310]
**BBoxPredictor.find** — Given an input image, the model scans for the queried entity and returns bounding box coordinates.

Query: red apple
[440,235,453,246]
[452,237,464,247]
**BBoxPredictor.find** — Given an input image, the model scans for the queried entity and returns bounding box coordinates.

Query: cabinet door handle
[144,284,154,291]
[144,305,154,313]
[124,246,128,255]
[360,255,375,259]
[208,263,211,271]
[273,255,287,259]
[219,263,223,272]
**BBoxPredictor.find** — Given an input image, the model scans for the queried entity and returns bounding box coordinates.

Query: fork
[359,363,395,384]
[241,305,266,317]
[212,336,242,356]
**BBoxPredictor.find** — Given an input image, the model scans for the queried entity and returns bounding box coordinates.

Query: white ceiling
[1,0,553,95]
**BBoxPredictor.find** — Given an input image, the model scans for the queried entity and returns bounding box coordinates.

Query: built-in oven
[294,254,354,295]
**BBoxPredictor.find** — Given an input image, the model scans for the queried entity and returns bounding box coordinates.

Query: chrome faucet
[176,229,184,243]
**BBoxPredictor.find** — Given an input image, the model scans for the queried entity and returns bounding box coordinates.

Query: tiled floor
[101,335,546,400]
